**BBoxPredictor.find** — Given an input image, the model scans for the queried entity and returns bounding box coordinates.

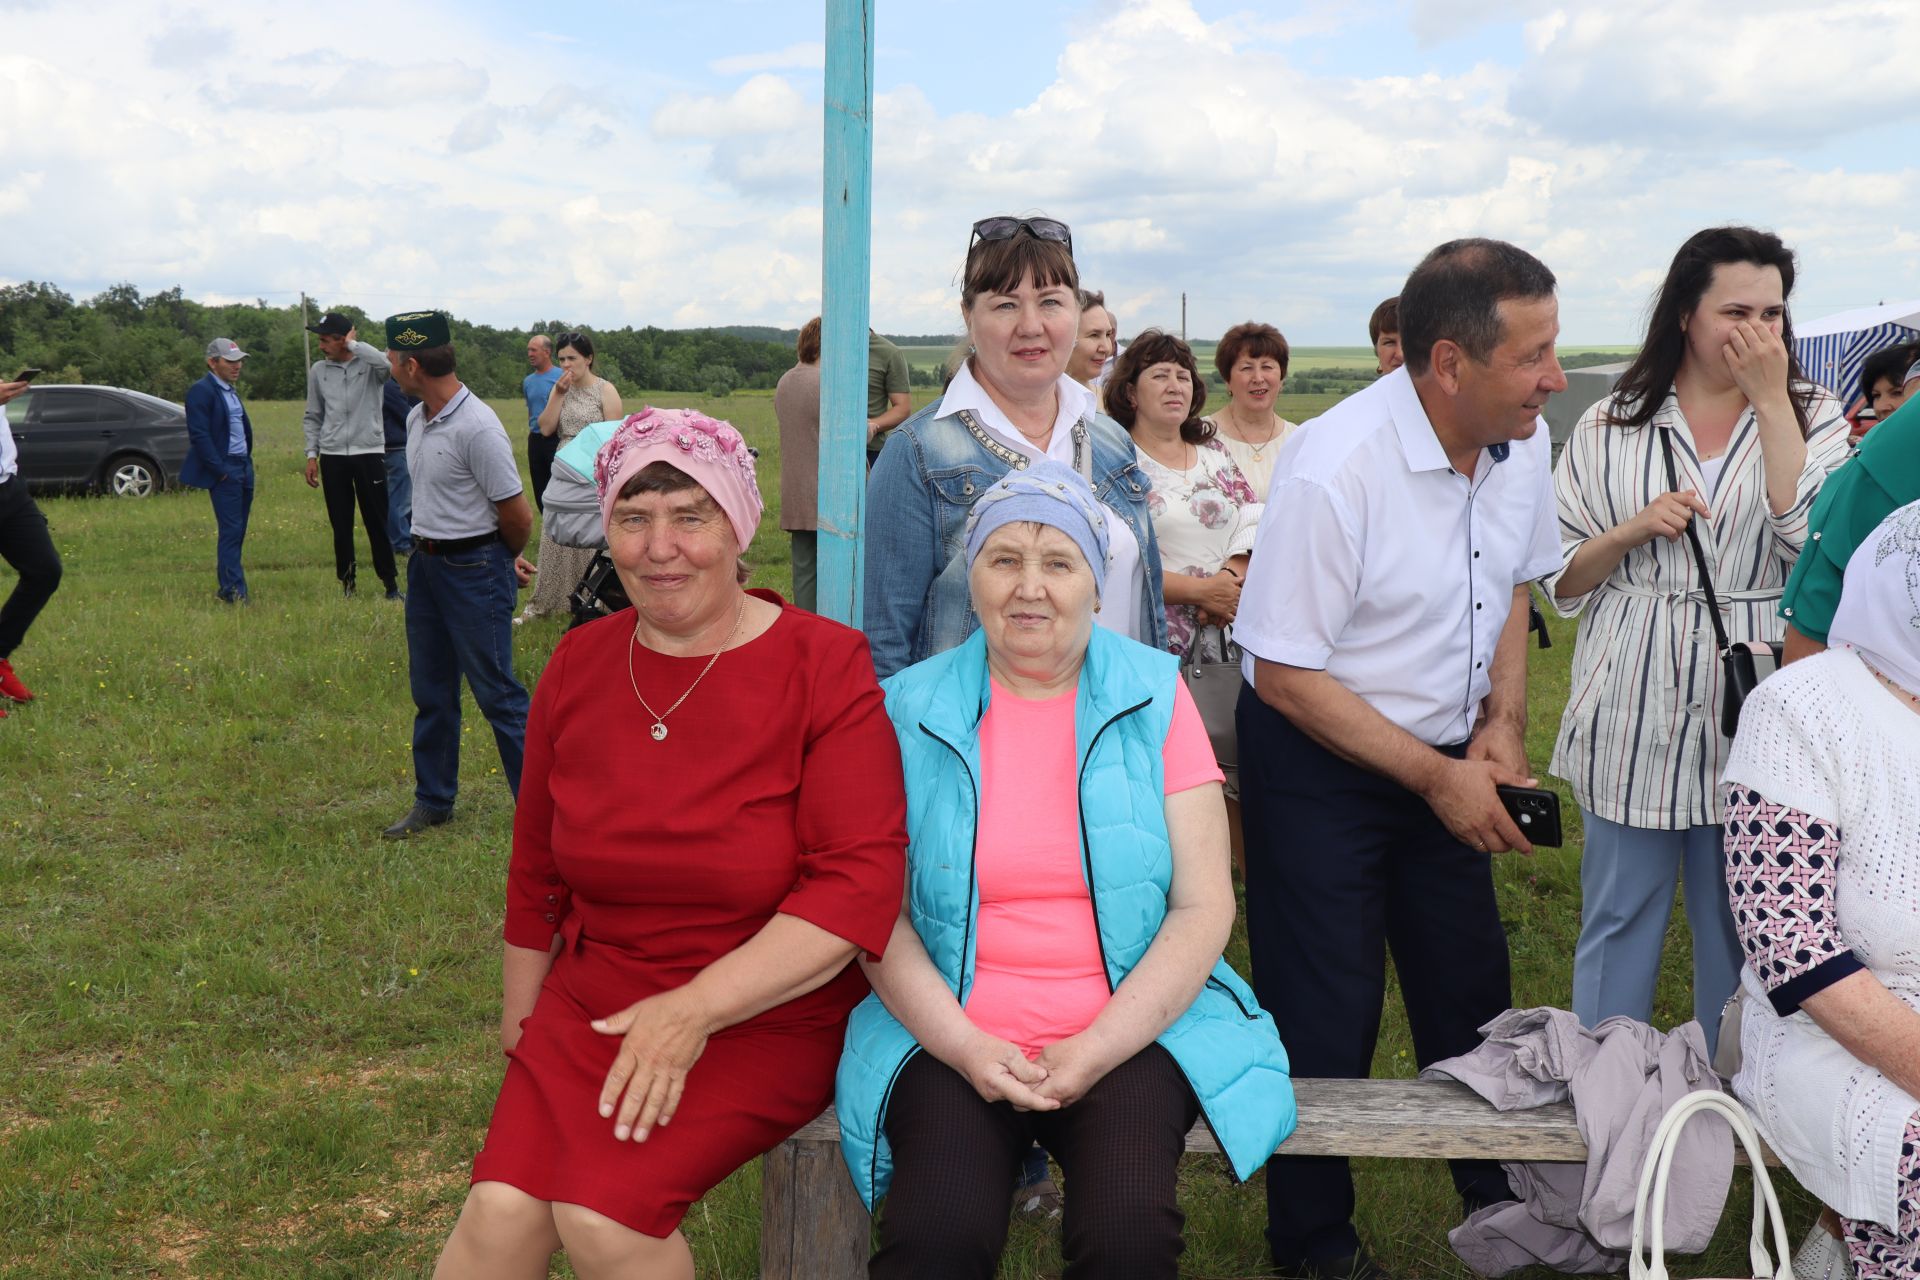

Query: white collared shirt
[0,416,16,481]
[1235,367,1560,746]
[936,362,1145,640]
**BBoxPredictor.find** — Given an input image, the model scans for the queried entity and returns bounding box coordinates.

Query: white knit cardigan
[1724,648,1920,1228]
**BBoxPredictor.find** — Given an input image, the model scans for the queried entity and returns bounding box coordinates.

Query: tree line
[0,281,1625,406]
[0,282,835,404]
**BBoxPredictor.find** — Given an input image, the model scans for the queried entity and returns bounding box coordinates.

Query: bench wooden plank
[785,1077,1771,1164]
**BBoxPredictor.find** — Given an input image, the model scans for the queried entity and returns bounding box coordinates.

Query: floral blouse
[1135,437,1264,658]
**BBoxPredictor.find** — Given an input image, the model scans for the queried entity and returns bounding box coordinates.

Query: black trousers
[0,475,62,659]
[317,453,396,589]
[872,1044,1200,1280]
[527,431,557,512]
[1237,683,1515,1266]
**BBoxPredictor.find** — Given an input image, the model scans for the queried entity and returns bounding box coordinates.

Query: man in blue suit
[182,338,256,603]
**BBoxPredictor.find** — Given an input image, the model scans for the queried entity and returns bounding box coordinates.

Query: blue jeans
[404,540,528,812]
[1571,810,1742,1055]
[210,456,254,600]
[384,450,412,557]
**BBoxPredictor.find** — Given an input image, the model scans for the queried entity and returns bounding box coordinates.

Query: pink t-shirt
[966,676,1225,1057]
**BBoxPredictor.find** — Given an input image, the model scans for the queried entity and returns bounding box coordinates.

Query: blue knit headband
[963,459,1110,586]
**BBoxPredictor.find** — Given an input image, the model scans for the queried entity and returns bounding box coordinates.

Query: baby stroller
[538,419,629,628]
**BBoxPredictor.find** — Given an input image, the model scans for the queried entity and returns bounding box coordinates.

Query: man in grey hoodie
[303,312,399,598]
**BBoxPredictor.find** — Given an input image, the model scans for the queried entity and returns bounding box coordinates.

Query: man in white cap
[182,338,257,603]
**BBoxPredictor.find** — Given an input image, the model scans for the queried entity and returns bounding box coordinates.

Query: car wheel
[102,454,160,497]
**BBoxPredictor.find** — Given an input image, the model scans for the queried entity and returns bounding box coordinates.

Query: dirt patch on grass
[145,1216,211,1274]
[0,1103,51,1138]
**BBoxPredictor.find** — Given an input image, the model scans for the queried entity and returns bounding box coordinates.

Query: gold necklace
[627,595,748,741]
[1229,406,1281,457]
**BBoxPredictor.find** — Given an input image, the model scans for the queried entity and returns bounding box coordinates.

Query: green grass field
[0,389,1800,1277]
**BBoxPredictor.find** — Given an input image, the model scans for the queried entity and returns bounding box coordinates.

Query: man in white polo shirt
[1234,238,1566,1280]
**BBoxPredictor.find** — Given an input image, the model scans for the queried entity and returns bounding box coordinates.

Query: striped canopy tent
[1792,299,1920,404]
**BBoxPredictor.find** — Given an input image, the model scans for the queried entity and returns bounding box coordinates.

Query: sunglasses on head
[968,216,1073,259]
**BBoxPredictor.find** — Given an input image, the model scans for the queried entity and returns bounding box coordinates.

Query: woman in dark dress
[432,407,907,1279]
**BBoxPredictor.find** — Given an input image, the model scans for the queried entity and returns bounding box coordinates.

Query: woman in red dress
[432,407,907,1279]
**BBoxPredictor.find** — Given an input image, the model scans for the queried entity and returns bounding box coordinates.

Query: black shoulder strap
[1655,426,1730,653]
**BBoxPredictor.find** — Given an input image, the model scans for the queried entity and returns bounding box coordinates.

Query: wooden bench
[759,1076,1775,1279]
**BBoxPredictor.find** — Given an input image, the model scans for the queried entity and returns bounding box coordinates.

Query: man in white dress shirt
[1233,239,1567,1280]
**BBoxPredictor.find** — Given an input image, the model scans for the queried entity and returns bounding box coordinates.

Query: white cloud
[0,0,1914,352]
[709,42,826,76]
[652,74,810,139]
[1509,0,1920,148]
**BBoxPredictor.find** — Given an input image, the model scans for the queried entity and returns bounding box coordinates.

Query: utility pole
[815,0,875,627]
[300,292,312,368]
[1181,292,1187,341]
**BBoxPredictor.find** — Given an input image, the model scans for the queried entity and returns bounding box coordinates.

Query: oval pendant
[650,722,668,741]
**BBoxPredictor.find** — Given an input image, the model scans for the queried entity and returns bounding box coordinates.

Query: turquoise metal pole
[816,0,874,626]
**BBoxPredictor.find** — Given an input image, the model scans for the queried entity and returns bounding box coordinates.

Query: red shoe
[0,658,32,703]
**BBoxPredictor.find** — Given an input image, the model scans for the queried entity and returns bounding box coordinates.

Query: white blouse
[1544,385,1850,827]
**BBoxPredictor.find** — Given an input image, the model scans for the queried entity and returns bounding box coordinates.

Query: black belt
[415,531,500,555]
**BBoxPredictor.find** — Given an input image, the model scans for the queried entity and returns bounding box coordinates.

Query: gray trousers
[1571,809,1744,1056]
[788,530,816,613]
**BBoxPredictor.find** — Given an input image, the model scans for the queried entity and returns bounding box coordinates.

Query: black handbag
[1656,430,1782,738]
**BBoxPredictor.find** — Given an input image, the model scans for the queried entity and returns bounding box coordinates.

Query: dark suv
[3,384,191,496]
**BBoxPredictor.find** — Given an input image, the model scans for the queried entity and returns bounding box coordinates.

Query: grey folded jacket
[1420,1007,1731,1276]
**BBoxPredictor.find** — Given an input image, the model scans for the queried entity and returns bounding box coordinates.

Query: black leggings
[0,476,62,659]
[871,1043,1200,1280]
[318,452,396,588]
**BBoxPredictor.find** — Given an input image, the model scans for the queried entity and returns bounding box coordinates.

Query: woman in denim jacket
[864,216,1165,678]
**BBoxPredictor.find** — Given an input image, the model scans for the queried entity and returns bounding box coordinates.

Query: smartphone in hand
[1495,784,1563,847]
[10,368,42,382]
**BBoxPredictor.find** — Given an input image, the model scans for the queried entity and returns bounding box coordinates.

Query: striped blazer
[1544,385,1849,828]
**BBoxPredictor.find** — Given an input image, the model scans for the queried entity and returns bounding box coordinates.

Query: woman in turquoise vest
[836,461,1295,1278]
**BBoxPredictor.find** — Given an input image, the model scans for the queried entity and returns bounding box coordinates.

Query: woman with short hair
[1202,321,1296,500]
[863,216,1165,678]
[839,462,1293,1279]
[1105,329,1261,660]
[434,408,905,1280]
[1544,226,1850,1053]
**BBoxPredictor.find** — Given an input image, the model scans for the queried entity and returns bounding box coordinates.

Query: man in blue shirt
[181,338,257,603]
[522,334,563,511]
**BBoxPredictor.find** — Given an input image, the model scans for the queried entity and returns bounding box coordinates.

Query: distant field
[899,342,1635,379]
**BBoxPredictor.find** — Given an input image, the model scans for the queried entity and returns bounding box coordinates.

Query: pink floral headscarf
[594,406,764,550]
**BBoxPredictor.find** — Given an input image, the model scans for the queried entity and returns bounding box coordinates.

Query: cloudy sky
[2,0,1915,344]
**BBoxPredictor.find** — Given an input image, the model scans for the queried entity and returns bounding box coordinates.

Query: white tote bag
[1629,1090,1793,1280]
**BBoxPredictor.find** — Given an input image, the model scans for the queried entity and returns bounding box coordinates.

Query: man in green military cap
[380,309,536,839]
